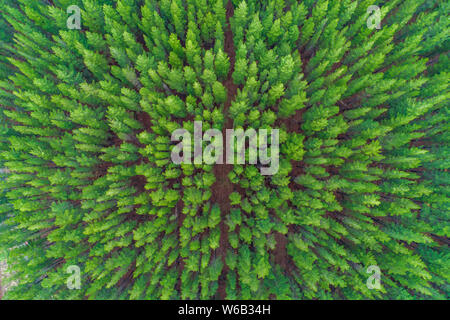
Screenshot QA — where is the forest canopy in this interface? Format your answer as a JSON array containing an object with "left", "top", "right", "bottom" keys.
[{"left": 0, "top": 0, "right": 448, "bottom": 300}]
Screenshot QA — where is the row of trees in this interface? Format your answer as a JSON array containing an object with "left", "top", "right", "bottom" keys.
[
  {"left": 0, "top": 0, "right": 233, "bottom": 299},
  {"left": 223, "top": 0, "right": 449, "bottom": 299}
]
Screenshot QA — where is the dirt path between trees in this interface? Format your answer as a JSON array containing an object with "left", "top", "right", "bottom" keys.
[{"left": 212, "top": 0, "right": 238, "bottom": 300}]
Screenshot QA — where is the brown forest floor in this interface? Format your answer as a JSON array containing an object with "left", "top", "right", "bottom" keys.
[{"left": 212, "top": 0, "right": 238, "bottom": 299}]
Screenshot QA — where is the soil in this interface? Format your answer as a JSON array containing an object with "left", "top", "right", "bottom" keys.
[{"left": 212, "top": 0, "right": 238, "bottom": 300}]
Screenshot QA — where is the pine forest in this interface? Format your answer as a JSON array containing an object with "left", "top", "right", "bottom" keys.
[{"left": 0, "top": 0, "right": 448, "bottom": 300}]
